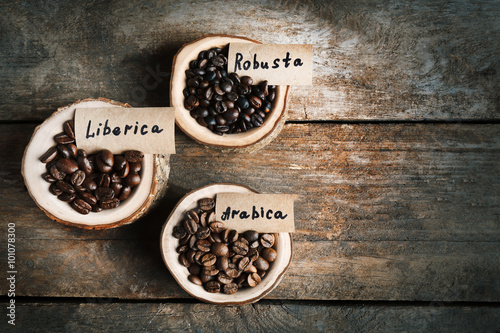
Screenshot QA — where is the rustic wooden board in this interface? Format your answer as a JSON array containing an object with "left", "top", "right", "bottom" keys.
[
  {"left": 3, "top": 301, "right": 499, "bottom": 332},
  {"left": 0, "top": 0, "right": 498, "bottom": 122},
  {"left": 1, "top": 123, "right": 499, "bottom": 301}
]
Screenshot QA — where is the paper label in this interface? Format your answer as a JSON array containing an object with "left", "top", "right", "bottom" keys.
[
  {"left": 227, "top": 43, "right": 313, "bottom": 85},
  {"left": 74, "top": 107, "right": 176, "bottom": 154},
  {"left": 215, "top": 193, "right": 298, "bottom": 233}
]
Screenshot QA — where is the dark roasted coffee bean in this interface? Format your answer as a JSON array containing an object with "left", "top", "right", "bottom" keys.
[
  {"left": 58, "top": 192, "right": 75, "bottom": 202},
  {"left": 199, "top": 212, "right": 209, "bottom": 227},
  {"left": 118, "top": 185, "right": 131, "bottom": 201},
  {"left": 237, "top": 96, "right": 250, "bottom": 109},
  {"left": 67, "top": 143, "right": 78, "bottom": 158},
  {"left": 95, "top": 187, "right": 115, "bottom": 201},
  {"left": 241, "top": 76, "right": 253, "bottom": 86},
  {"left": 42, "top": 172, "right": 57, "bottom": 183},
  {"left": 49, "top": 183, "right": 63, "bottom": 196},
  {"left": 254, "top": 257, "right": 270, "bottom": 271},
  {"left": 70, "top": 170, "right": 85, "bottom": 186},
  {"left": 183, "top": 218, "right": 198, "bottom": 235},
  {"left": 199, "top": 198, "right": 215, "bottom": 211},
  {"left": 100, "top": 198, "right": 120, "bottom": 209},
  {"left": 247, "top": 272, "right": 261, "bottom": 287},
  {"left": 201, "top": 253, "right": 217, "bottom": 266},
  {"left": 113, "top": 155, "right": 128, "bottom": 172},
  {"left": 261, "top": 248, "right": 277, "bottom": 262},
  {"left": 82, "top": 177, "right": 97, "bottom": 192},
  {"left": 56, "top": 180, "right": 75, "bottom": 194},
  {"left": 56, "top": 158, "right": 78, "bottom": 175},
  {"left": 200, "top": 274, "right": 215, "bottom": 284},
  {"left": 128, "top": 162, "right": 140, "bottom": 174},
  {"left": 124, "top": 173, "right": 141, "bottom": 187},
  {"left": 79, "top": 192, "right": 98, "bottom": 206},
  {"left": 188, "top": 275, "right": 202, "bottom": 286},
  {"left": 189, "top": 263, "right": 202, "bottom": 275},
  {"left": 260, "top": 233, "right": 275, "bottom": 248},
  {"left": 63, "top": 120, "right": 75, "bottom": 139},
  {"left": 71, "top": 198, "right": 91, "bottom": 214},
  {"left": 54, "top": 132, "right": 74, "bottom": 144},
  {"left": 40, "top": 146, "right": 58, "bottom": 163},
  {"left": 95, "top": 150, "right": 113, "bottom": 173},
  {"left": 77, "top": 155, "right": 92, "bottom": 175},
  {"left": 251, "top": 113, "right": 264, "bottom": 127},
  {"left": 211, "top": 243, "right": 228, "bottom": 257},
  {"left": 205, "top": 280, "right": 221, "bottom": 293},
  {"left": 49, "top": 164, "right": 66, "bottom": 181},
  {"left": 110, "top": 182, "right": 123, "bottom": 196},
  {"left": 177, "top": 245, "right": 189, "bottom": 254},
  {"left": 57, "top": 144, "right": 71, "bottom": 159}
]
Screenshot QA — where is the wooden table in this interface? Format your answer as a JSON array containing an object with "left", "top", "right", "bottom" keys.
[{"left": 1, "top": 0, "right": 499, "bottom": 331}]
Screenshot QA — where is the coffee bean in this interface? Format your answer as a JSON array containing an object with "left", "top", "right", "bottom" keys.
[
  {"left": 42, "top": 172, "right": 57, "bottom": 183},
  {"left": 71, "top": 198, "right": 92, "bottom": 214},
  {"left": 238, "top": 256, "right": 251, "bottom": 271},
  {"left": 210, "top": 222, "right": 226, "bottom": 234},
  {"left": 244, "top": 230, "right": 259, "bottom": 243},
  {"left": 49, "top": 164, "right": 66, "bottom": 181},
  {"left": 189, "top": 263, "right": 202, "bottom": 276},
  {"left": 260, "top": 234, "right": 275, "bottom": 248},
  {"left": 198, "top": 198, "right": 215, "bottom": 211},
  {"left": 49, "top": 183, "right": 62, "bottom": 196},
  {"left": 247, "top": 272, "right": 261, "bottom": 287},
  {"left": 201, "top": 253, "right": 217, "bottom": 266},
  {"left": 63, "top": 120, "right": 75, "bottom": 139},
  {"left": 203, "top": 267, "right": 219, "bottom": 276},
  {"left": 186, "top": 209, "right": 200, "bottom": 224},
  {"left": 196, "top": 239, "right": 211, "bottom": 252},
  {"left": 261, "top": 248, "right": 277, "bottom": 262},
  {"left": 96, "top": 150, "right": 114, "bottom": 173},
  {"left": 211, "top": 243, "right": 228, "bottom": 257},
  {"left": 58, "top": 192, "right": 75, "bottom": 202},
  {"left": 195, "top": 226, "right": 210, "bottom": 239},
  {"left": 188, "top": 275, "right": 202, "bottom": 286},
  {"left": 100, "top": 198, "right": 120, "bottom": 209},
  {"left": 56, "top": 158, "right": 79, "bottom": 174},
  {"left": 217, "top": 273, "right": 233, "bottom": 285},
  {"left": 124, "top": 173, "right": 141, "bottom": 187},
  {"left": 129, "top": 162, "right": 141, "bottom": 173},
  {"left": 232, "top": 241, "right": 249, "bottom": 255},
  {"left": 56, "top": 180, "right": 75, "bottom": 194},
  {"left": 205, "top": 281, "right": 221, "bottom": 293},
  {"left": 95, "top": 187, "right": 115, "bottom": 201},
  {"left": 70, "top": 170, "right": 86, "bottom": 186},
  {"left": 79, "top": 192, "right": 98, "bottom": 206},
  {"left": 82, "top": 177, "right": 97, "bottom": 192},
  {"left": 173, "top": 226, "right": 187, "bottom": 239},
  {"left": 118, "top": 185, "right": 131, "bottom": 201},
  {"left": 40, "top": 146, "right": 58, "bottom": 163},
  {"left": 216, "top": 256, "right": 229, "bottom": 271},
  {"left": 183, "top": 218, "right": 198, "bottom": 235},
  {"left": 254, "top": 257, "right": 270, "bottom": 271},
  {"left": 54, "top": 132, "right": 74, "bottom": 144},
  {"left": 223, "top": 283, "right": 238, "bottom": 295},
  {"left": 124, "top": 150, "right": 144, "bottom": 163}
]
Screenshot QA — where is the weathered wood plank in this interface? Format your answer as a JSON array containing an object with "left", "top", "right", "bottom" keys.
[
  {"left": 3, "top": 302, "right": 500, "bottom": 332},
  {"left": 0, "top": 0, "right": 498, "bottom": 121},
  {"left": 1, "top": 123, "right": 499, "bottom": 301}
]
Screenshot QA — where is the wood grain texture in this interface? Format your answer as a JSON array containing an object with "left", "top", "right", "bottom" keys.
[
  {"left": 0, "top": 0, "right": 498, "bottom": 122},
  {"left": 3, "top": 302, "right": 499, "bottom": 332},
  {"left": 2, "top": 122, "right": 499, "bottom": 301}
]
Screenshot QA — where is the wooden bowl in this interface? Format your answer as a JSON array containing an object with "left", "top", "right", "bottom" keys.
[
  {"left": 160, "top": 183, "right": 293, "bottom": 305},
  {"left": 170, "top": 35, "right": 290, "bottom": 153},
  {"left": 21, "top": 98, "right": 170, "bottom": 229}
]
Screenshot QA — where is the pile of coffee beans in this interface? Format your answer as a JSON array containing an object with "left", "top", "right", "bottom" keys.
[
  {"left": 173, "top": 197, "right": 277, "bottom": 295},
  {"left": 183, "top": 46, "right": 277, "bottom": 135},
  {"left": 40, "top": 120, "right": 144, "bottom": 214}
]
